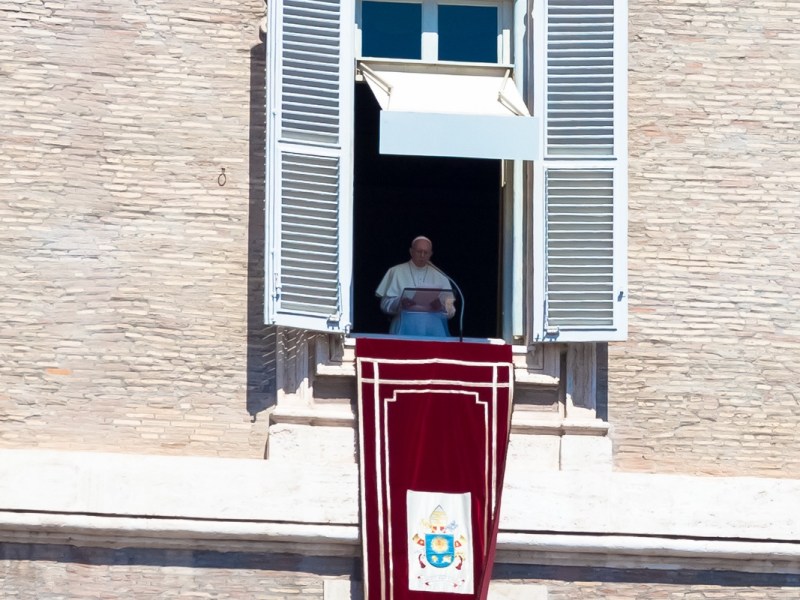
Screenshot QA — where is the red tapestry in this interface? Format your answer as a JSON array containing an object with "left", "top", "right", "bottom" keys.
[{"left": 356, "top": 338, "right": 514, "bottom": 600}]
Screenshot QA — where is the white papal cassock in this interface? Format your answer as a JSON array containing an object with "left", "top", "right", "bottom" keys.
[{"left": 375, "top": 261, "right": 455, "bottom": 337}]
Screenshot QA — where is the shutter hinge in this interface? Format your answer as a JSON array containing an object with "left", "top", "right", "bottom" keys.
[{"left": 272, "top": 272, "right": 281, "bottom": 301}]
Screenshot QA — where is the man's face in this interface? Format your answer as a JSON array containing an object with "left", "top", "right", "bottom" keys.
[{"left": 409, "top": 240, "right": 433, "bottom": 268}]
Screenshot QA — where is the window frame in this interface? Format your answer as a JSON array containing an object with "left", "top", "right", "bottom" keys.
[
  {"left": 265, "top": 0, "right": 628, "bottom": 344},
  {"left": 356, "top": 0, "right": 514, "bottom": 64},
  {"left": 353, "top": 0, "right": 528, "bottom": 342}
]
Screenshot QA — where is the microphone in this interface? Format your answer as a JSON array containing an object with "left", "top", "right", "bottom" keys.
[{"left": 429, "top": 262, "right": 465, "bottom": 342}]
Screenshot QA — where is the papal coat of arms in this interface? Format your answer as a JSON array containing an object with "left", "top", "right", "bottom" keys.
[{"left": 406, "top": 491, "right": 473, "bottom": 594}]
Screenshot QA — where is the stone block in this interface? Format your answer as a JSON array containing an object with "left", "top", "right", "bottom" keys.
[
  {"left": 506, "top": 433, "right": 560, "bottom": 471},
  {"left": 559, "top": 435, "right": 612, "bottom": 472},
  {"left": 489, "top": 582, "right": 548, "bottom": 600},
  {"left": 268, "top": 423, "right": 357, "bottom": 465}
]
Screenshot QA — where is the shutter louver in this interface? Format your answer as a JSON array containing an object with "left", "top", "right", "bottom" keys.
[
  {"left": 282, "top": 0, "right": 341, "bottom": 144},
  {"left": 279, "top": 152, "right": 340, "bottom": 315},
  {"left": 546, "top": 0, "right": 614, "bottom": 156},
  {"left": 545, "top": 169, "right": 614, "bottom": 329},
  {"left": 534, "top": 0, "right": 626, "bottom": 342},
  {"left": 266, "top": 0, "right": 353, "bottom": 332}
]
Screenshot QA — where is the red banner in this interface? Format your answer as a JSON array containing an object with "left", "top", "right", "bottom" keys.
[{"left": 356, "top": 338, "right": 513, "bottom": 600}]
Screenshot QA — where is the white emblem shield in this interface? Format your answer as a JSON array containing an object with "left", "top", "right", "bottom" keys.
[{"left": 406, "top": 490, "right": 473, "bottom": 594}]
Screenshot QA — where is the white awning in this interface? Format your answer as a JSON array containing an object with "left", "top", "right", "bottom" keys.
[{"left": 359, "top": 60, "right": 540, "bottom": 160}]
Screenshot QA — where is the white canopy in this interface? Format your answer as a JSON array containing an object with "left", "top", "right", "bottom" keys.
[{"left": 359, "top": 60, "right": 539, "bottom": 160}]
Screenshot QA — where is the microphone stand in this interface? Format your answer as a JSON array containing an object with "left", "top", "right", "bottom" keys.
[{"left": 429, "top": 262, "right": 465, "bottom": 342}]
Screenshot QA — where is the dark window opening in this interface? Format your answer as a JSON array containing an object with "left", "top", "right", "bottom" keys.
[{"left": 352, "top": 82, "right": 503, "bottom": 339}]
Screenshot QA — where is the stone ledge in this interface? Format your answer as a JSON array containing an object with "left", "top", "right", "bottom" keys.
[
  {"left": 501, "top": 470, "right": 800, "bottom": 542},
  {"left": 512, "top": 370, "right": 559, "bottom": 386},
  {"left": 561, "top": 418, "right": 609, "bottom": 436},
  {"left": 267, "top": 407, "right": 609, "bottom": 437},
  {"left": 0, "top": 449, "right": 359, "bottom": 523},
  {"left": 0, "top": 511, "right": 359, "bottom": 557},
  {"left": 270, "top": 405, "right": 356, "bottom": 427},
  {"left": 322, "top": 579, "right": 547, "bottom": 600},
  {"left": 3, "top": 511, "right": 799, "bottom": 575},
  {"left": 7, "top": 450, "right": 797, "bottom": 543},
  {"left": 313, "top": 363, "right": 560, "bottom": 384},
  {"left": 495, "top": 533, "right": 800, "bottom": 575},
  {"left": 316, "top": 362, "right": 357, "bottom": 377},
  {"left": 3, "top": 449, "right": 800, "bottom": 574},
  {"left": 511, "top": 412, "right": 609, "bottom": 437},
  {"left": 318, "top": 339, "right": 561, "bottom": 385}
]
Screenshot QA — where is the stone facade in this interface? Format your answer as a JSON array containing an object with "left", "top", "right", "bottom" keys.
[
  {"left": 0, "top": 0, "right": 275, "bottom": 458},
  {"left": 2, "top": 0, "right": 798, "bottom": 474},
  {"left": 614, "top": 0, "right": 800, "bottom": 477},
  {"left": 2, "top": 544, "right": 799, "bottom": 599},
  {"left": 2, "top": 0, "right": 800, "bottom": 598},
  {"left": 0, "top": 544, "right": 356, "bottom": 600}
]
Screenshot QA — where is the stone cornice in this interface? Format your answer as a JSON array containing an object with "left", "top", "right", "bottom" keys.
[{"left": 1, "top": 449, "right": 799, "bottom": 574}]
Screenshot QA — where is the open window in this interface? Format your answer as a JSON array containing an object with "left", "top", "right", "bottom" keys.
[
  {"left": 350, "top": 0, "right": 536, "bottom": 339},
  {"left": 265, "top": 0, "right": 628, "bottom": 343},
  {"left": 351, "top": 82, "right": 505, "bottom": 338}
]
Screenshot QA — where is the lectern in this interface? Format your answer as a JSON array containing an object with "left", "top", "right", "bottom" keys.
[{"left": 392, "top": 287, "right": 454, "bottom": 337}]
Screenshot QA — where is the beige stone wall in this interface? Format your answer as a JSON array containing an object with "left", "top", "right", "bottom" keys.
[
  {"left": 3, "top": 545, "right": 798, "bottom": 600},
  {"left": 493, "top": 564, "right": 800, "bottom": 600},
  {"left": 0, "top": 543, "right": 356, "bottom": 599},
  {"left": 3, "top": 0, "right": 800, "bottom": 475},
  {"left": 511, "top": 579, "right": 800, "bottom": 600},
  {"left": 615, "top": 0, "right": 800, "bottom": 476},
  {"left": 0, "top": 0, "right": 274, "bottom": 457}
]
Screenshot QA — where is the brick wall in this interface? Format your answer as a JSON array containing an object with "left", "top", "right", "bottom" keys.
[
  {"left": 0, "top": 0, "right": 275, "bottom": 457},
  {"left": 0, "top": 543, "right": 357, "bottom": 599},
  {"left": 612, "top": 0, "right": 800, "bottom": 476},
  {"left": 494, "top": 564, "right": 800, "bottom": 600},
  {"left": 2, "top": 0, "right": 800, "bottom": 473},
  {"left": 3, "top": 545, "right": 798, "bottom": 599}
]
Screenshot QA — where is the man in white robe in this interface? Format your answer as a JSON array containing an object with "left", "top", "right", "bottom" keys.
[{"left": 375, "top": 236, "right": 456, "bottom": 336}]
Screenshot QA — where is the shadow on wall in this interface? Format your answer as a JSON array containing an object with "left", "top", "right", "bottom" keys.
[
  {"left": 493, "top": 564, "right": 800, "bottom": 588},
  {"left": 0, "top": 542, "right": 359, "bottom": 575},
  {"left": 596, "top": 342, "right": 608, "bottom": 422},
  {"left": 246, "top": 40, "right": 277, "bottom": 419}
]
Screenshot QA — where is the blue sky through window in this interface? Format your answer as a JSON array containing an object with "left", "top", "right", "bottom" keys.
[
  {"left": 438, "top": 5, "right": 498, "bottom": 62},
  {"left": 361, "top": 2, "right": 499, "bottom": 62},
  {"left": 362, "top": 1, "right": 422, "bottom": 59}
]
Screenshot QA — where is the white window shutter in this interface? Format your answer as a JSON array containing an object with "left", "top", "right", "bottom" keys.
[
  {"left": 266, "top": 0, "right": 354, "bottom": 332},
  {"left": 532, "top": 0, "right": 627, "bottom": 342},
  {"left": 545, "top": 0, "right": 615, "bottom": 157}
]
